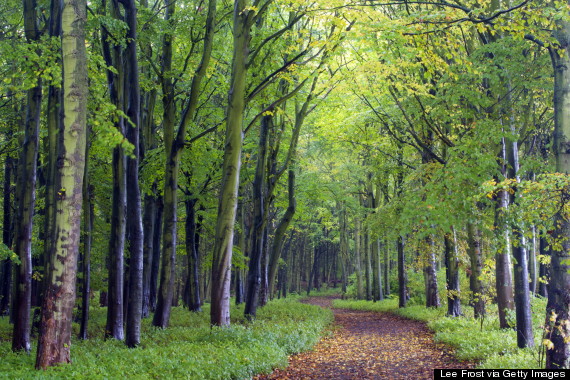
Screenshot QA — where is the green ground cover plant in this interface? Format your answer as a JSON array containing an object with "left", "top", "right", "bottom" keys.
[{"left": 0, "top": 296, "right": 332, "bottom": 379}]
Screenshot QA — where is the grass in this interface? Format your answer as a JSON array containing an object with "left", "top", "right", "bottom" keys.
[
  {"left": 333, "top": 295, "right": 548, "bottom": 369},
  {"left": 0, "top": 296, "right": 333, "bottom": 379}
]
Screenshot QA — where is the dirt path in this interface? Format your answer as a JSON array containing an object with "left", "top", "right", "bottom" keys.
[{"left": 255, "top": 296, "right": 473, "bottom": 379}]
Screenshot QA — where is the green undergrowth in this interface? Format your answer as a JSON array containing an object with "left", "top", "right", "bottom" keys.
[
  {"left": 0, "top": 296, "right": 333, "bottom": 379},
  {"left": 333, "top": 296, "right": 547, "bottom": 369}
]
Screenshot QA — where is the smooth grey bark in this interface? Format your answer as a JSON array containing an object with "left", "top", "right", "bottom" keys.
[
  {"left": 529, "top": 226, "right": 538, "bottom": 295},
  {"left": 354, "top": 218, "right": 364, "bottom": 300},
  {"left": 539, "top": 235, "right": 549, "bottom": 298},
  {"left": 78, "top": 133, "right": 93, "bottom": 340},
  {"left": 185, "top": 199, "right": 201, "bottom": 312},
  {"left": 102, "top": 0, "right": 126, "bottom": 340},
  {"left": 42, "top": 0, "right": 62, "bottom": 298},
  {"left": 122, "top": 0, "right": 144, "bottom": 348},
  {"left": 505, "top": 123, "right": 534, "bottom": 348},
  {"left": 423, "top": 234, "right": 439, "bottom": 308},
  {"left": 467, "top": 221, "right": 485, "bottom": 318},
  {"left": 444, "top": 231, "right": 461, "bottom": 317},
  {"left": 244, "top": 115, "right": 270, "bottom": 320},
  {"left": 268, "top": 170, "right": 296, "bottom": 298},
  {"left": 494, "top": 141, "right": 515, "bottom": 328},
  {"left": 141, "top": 194, "right": 156, "bottom": 318},
  {"left": 397, "top": 235, "right": 407, "bottom": 308},
  {"left": 149, "top": 197, "right": 163, "bottom": 312},
  {"left": 384, "top": 239, "right": 390, "bottom": 296},
  {"left": 0, "top": 156, "right": 13, "bottom": 316},
  {"left": 13, "top": 0, "right": 42, "bottom": 353}
]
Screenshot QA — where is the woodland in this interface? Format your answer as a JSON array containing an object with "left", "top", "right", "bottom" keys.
[{"left": 1, "top": 0, "right": 570, "bottom": 377}]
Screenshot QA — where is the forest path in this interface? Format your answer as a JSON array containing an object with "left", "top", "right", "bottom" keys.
[{"left": 254, "top": 295, "right": 473, "bottom": 379}]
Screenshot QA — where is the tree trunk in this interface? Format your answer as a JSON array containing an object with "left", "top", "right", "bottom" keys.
[
  {"left": 529, "top": 226, "right": 538, "bottom": 295},
  {"left": 103, "top": 0, "right": 126, "bottom": 341},
  {"left": 235, "top": 201, "right": 245, "bottom": 305},
  {"left": 544, "top": 49, "right": 569, "bottom": 361},
  {"left": 423, "top": 235, "right": 439, "bottom": 308},
  {"left": 154, "top": 0, "right": 216, "bottom": 328},
  {"left": 494, "top": 142, "right": 515, "bottom": 328},
  {"left": 467, "top": 221, "right": 485, "bottom": 319},
  {"left": 185, "top": 199, "right": 201, "bottom": 312},
  {"left": 370, "top": 238, "right": 384, "bottom": 301},
  {"left": 0, "top": 156, "right": 13, "bottom": 316},
  {"left": 122, "top": 0, "right": 144, "bottom": 348},
  {"left": 245, "top": 115, "right": 270, "bottom": 320},
  {"left": 364, "top": 230, "right": 372, "bottom": 300},
  {"left": 354, "top": 219, "right": 364, "bottom": 299},
  {"left": 42, "top": 0, "right": 63, "bottom": 305},
  {"left": 268, "top": 171, "right": 296, "bottom": 299},
  {"left": 384, "top": 239, "right": 390, "bottom": 296},
  {"left": 13, "top": 0, "right": 42, "bottom": 352},
  {"left": 545, "top": 35, "right": 570, "bottom": 366},
  {"left": 210, "top": 0, "right": 250, "bottom": 326},
  {"left": 539, "top": 235, "right": 549, "bottom": 298},
  {"left": 397, "top": 235, "right": 407, "bottom": 308},
  {"left": 444, "top": 231, "right": 461, "bottom": 317},
  {"left": 141, "top": 194, "right": 156, "bottom": 317},
  {"left": 35, "top": 0, "right": 87, "bottom": 365},
  {"left": 149, "top": 197, "right": 163, "bottom": 312},
  {"left": 505, "top": 121, "right": 534, "bottom": 348},
  {"left": 79, "top": 137, "right": 93, "bottom": 340}
]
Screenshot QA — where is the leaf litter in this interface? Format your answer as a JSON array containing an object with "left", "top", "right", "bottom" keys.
[{"left": 254, "top": 296, "right": 473, "bottom": 379}]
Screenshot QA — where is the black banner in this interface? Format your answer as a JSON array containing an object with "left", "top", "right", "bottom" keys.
[{"left": 434, "top": 369, "right": 569, "bottom": 379}]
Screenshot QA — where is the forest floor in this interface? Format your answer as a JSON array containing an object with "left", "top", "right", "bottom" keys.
[{"left": 254, "top": 295, "right": 474, "bottom": 379}]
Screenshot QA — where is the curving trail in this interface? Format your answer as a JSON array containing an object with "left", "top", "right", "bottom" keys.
[{"left": 255, "top": 296, "right": 473, "bottom": 379}]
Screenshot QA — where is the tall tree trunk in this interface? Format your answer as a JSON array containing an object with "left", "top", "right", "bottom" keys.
[
  {"left": 141, "top": 193, "right": 156, "bottom": 317},
  {"left": 364, "top": 230, "right": 372, "bottom": 300},
  {"left": 354, "top": 219, "right": 364, "bottom": 300},
  {"left": 444, "top": 231, "right": 461, "bottom": 317},
  {"left": 152, "top": 0, "right": 176, "bottom": 328},
  {"left": 372, "top": 238, "right": 383, "bottom": 301},
  {"left": 103, "top": 0, "right": 126, "bottom": 341},
  {"left": 539, "top": 235, "right": 549, "bottom": 298},
  {"left": 494, "top": 145, "right": 515, "bottom": 328},
  {"left": 185, "top": 199, "right": 201, "bottom": 312},
  {"left": 505, "top": 123, "right": 534, "bottom": 348},
  {"left": 245, "top": 115, "right": 270, "bottom": 320},
  {"left": 122, "top": 0, "right": 144, "bottom": 348},
  {"left": 384, "top": 239, "right": 390, "bottom": 296},
  {"left": 210, "top": 0, "right": 250, "bottom": 326},
  {"left": 13, "top": 0, "right": 42, "bottom": 353},
  {"left": 423, "top": 235, "right": 439, "bottom": 308},
  {"left": 42, "top": 0, "right": 63, "bottom": 305},
  {"left": 154, "top": 0, "right": 216, "bottom": 328},
  {"left": 149, "top": 197, "right": 163, "bottom": 312},
  {"left": 397, "top": 235, "right": 407, "bottom": 308},
  {"left": 235, "top": 201, "right": 245, "bottom": 305},
  {"left": 0, "top": 156, "right": 13, "bottom": 316},
  {"left": 78, "top": 134, "right": 93, "bottom": 340},
  {"left": 543, "top": 35, "right": 570, "bottom": 366},
  {"left": 529, "top": 225, "right": 538, "bottom": 295},
  {"left": 35, "top": 0, "right": 87, "bottom": 365},
  {"left": 467, "top": 221, "right": 485, "bottom": 318}
]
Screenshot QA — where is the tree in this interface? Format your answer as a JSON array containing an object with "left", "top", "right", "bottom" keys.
[
  {"left": 12, "top": 0, "right": 42, "bottom": 353},
  {"left": 210, "top": 0, "right": 252, "bottom": 326},
  {"left": 35, "top": 0, "right": 87, "bottom": 367}
]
